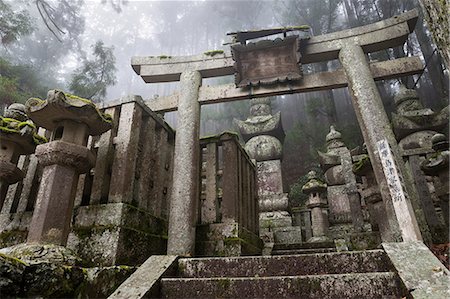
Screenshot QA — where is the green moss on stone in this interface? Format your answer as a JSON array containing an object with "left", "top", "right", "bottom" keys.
[
  {"left": 352, "top": 156, "right": 370, "bottom": 172},
  {"left": 204, "top": 50, "right": 224, "bottom": 56},
  {"left": 157, "top": 55, "right": 172, "bottom": 59},
  {"left": 0, "top": 252, "right": 28, "bottom": 266}
]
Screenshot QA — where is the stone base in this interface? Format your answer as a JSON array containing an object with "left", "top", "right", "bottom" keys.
[
  {"left": 0, "top": 211, "right": 33, "bottom": 248},
  {"left": 350, "top": 231, "right": 382, "bottom": 251},
  {"left": 67, "top": 203, "right": 167, "bottom": 267},
  {"left": 196, "top": 222, "right": 263, "bottom": 257},
  {"left": 328, "top": 222, "right": 372, "bottom": 240},
  {"left": 259, "top": 211, "right": 292, "bottom": 229},
  {"left": 308, "top": 236, "right": 331, "bottom": 243},
  {"left": 273, "top": 226, "right": 303, "bottom": 244}
]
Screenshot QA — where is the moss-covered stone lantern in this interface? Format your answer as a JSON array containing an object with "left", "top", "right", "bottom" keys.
[{"left": 25, "top": 90, "right": 112, "bottom": 245}]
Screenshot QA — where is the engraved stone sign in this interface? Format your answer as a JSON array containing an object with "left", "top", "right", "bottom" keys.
[{"left": 231, "top": 35, "right": 303, "bottom": 87}]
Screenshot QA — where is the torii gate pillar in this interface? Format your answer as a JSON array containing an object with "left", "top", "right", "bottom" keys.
[
  {"left": 167, "top": 71, "right": 201, "bottom": 256},
  {"left": 339, "top": 42, "right": 422, "bottom": 242}
]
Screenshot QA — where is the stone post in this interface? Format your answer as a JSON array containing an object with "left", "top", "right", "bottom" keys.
[
  {"left": 391, "top": 85, "right": 448, "bottom": 243},
  {"left": 421, "top": 134, "right": 449, "bottom": 227},
  {"left": 339, "top": 42, "right": 422, "bottom": 242},
  {"left": 25, "top": 90, "right": 112, "bottom": 245},
  {"left": 0, "top": 104, "right": 46, "bottom": 211},
  {"left": 302, "top": 171, "right": 329, "bottom": 242},
  {"left": 167, "top": 70, "right": 201, "bottom": 256}
]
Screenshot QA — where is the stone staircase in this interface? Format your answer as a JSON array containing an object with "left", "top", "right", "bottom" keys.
[{"left": 160, "top": 250, "right": 405, "bottom": 298}]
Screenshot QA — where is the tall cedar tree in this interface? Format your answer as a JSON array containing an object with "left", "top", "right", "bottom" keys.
[{"left": 69, "top": 41, "right": 117, "bottom": 102}]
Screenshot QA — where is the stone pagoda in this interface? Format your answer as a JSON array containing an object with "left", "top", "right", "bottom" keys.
[
  {"left": 318, "top": 126, "right": 366, "bottom": 240},
  {"left": 234, "top": 97, "right": 302, "bottom": 252}
]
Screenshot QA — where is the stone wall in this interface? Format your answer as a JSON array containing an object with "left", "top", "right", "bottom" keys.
[{"left": 0, "top": 96, "right": 175, "bottom": 266}]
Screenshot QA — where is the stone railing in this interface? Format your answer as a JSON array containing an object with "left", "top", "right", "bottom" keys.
[
  {"left": 0, "top": 96, "right": 175, "bottom": 266},
  {"left": 197, "top": 132, "right": 262, "bottom": 256}
]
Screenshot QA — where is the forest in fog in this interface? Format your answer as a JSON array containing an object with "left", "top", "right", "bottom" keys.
[{"left": 1, "top": 0, "right": 448, "bottom": 207}]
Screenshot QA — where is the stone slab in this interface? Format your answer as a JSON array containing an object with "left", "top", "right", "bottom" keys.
[
  {"left": 382, "top": 241, "right": 450, "bottom": 298},
  {"left": 178, "top": 250, "right": 392, "bottom": 278},
  {"left": 108, "top": 255, "right": 178, "bottom": 299},
  {"left": 161, "top": 272, "right": 402, "bottom": 299}
]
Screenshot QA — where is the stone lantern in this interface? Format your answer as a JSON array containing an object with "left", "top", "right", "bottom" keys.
[
  {"left": 421, "top": 133, "right": 449, "bottom": 227},
  {"left": 0, "top": 103, "right": 47, "bottom": 210},
  {"left": 25, "top": 90, "right": 112, "bottom": 245},
  {"left": 302, "top": 170, "right": 329, "bottom": 242}
]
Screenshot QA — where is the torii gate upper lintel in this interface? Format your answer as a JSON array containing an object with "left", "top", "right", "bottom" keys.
[{"left": 132, "top": 9, "right": 426, "bottom": 256}]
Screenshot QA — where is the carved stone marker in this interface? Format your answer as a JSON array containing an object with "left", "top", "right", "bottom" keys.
[{"left": 25, "top": 90, "right": 112, "bottom": 245}]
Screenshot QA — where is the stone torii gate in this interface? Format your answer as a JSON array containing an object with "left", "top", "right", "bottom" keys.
[{"left": 132, "top": 9, "right": 425, "bottom": 256}]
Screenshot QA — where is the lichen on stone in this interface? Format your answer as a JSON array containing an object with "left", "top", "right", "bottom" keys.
[{"left": 204, "top": 50, "right": 224, "bottom": 56}]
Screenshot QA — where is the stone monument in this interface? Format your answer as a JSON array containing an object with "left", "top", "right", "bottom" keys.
[{"left": 234, "top": 98, "right": 302, "bottom": 251}]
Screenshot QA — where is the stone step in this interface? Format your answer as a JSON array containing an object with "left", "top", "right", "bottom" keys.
[
  {"left": 161, "top": 272, "right": 403, "bottom": 299},
  {"left": 177, "top": 250, "right": 392, "bottom": 278},
  {"left": 272, "top": 241, "right": 336, "bottom": 251},
  {"left": 272, "top": 247, "right": 336, "bottom": 255}
]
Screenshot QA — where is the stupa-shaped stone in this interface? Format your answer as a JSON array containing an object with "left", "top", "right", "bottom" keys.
[
  {"left": 234, "top": 98, "right": 301, "bottom": 251},
  {"left": 0, "top": 103, "right": 47, "bottom": 210},
  {"left": 318, "top": 126, "right": 365, "bottom": 237},
  {"left": 25, "top": 90, "right": 112, "bottom": 246}
]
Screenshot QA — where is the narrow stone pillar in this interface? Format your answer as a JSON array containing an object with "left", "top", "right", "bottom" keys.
[
  {"left": 302, "top": 171, "right": 329, "bottom": 242},
  {"left": 339, "top": 43, "right": 422, "bottom": 242},
  {"left": 25, "top": 90, "right": 112, "bottom": 245},
  {"left": 167, "top": 71, "right": 201, "bottom": 256}
]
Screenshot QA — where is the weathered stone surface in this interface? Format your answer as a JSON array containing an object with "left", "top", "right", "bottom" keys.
[
  {"left": 196, "top": 222, "right": 262, "bottom": 257},
  {"left": 258, "top": 193, "right": 288, "bottom": 212},
  {"left": 68, "top": 203, "right": 167, "bottom": 266},
  {"left": 167, "top": 70, "right": 201, "bottom": 256},
  {"left": 0, "top": 252, "right": 27, "bottom": 296},
  {"left": 27, "top": 163, "right": 80, "bottom": 245},
  {"left": 161, "top": 272, "right": 402, "bottom": 299},
  {"left": 83, "top": 266, "right": 136, "bottom": 298},
  {"left": 383, "top": 241, "right": 450, "bottom": 298},
  {"left": 0, "top": 160, "right": 24, "bottom": 184},
  {"left": 339, "top": 42, "right": 422, "bottom": 242},
  {"left": 245, "top": 135, "right": 282, "bottom": 161},
  {"left": 178, "top": 250, "right": 392, "bottom": 278},
  {"left": 23, "top": 262, "right": 85, "bottom": 297},
  {"left": 256, "top": 160, "right": 284, "bottom": 195},
  {"left": 25, "top": 90, "right": 112, "bottom": 136},
  {"left": 35, "top": 140, "right": 95, "bottom": 174},
  {"left": 0, "top": 243, "right": 82, "bottom": 266},
  {"left": 108, "top": 255, "right": 178, "bottom": 299}
]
